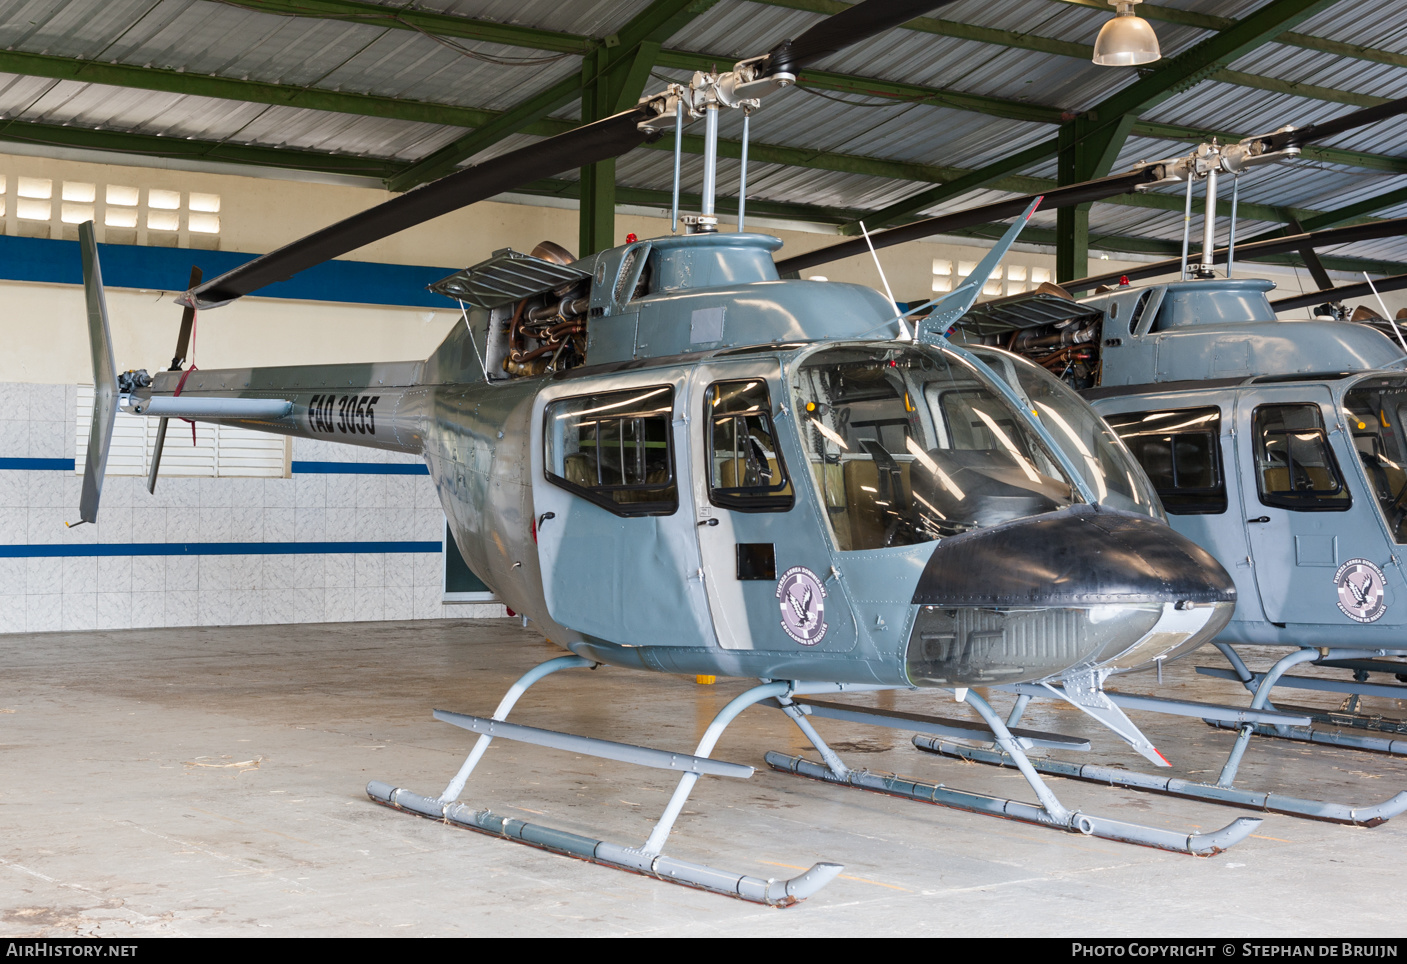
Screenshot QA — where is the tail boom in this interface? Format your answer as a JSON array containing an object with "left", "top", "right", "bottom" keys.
[{"left": 134, "top": 361, "right": 429, "bottom": 456}]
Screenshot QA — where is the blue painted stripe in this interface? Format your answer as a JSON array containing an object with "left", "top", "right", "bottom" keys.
[
  {"left": 292, "top": 460, "right": 429, "bottom": 475},
  {"left": 0, "top": 541, "right": 442, "bottom": 558},
  {"left": 0, "top": 235, "right": 459, "bottom": 309},
  {"left": 0, "top": 457, "right": 75, "bottom": 471}
]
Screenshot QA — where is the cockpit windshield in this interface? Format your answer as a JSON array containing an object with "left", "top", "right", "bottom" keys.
[
  {"left": 1344, "top": 375, "right": 1407, "bottom": 542},
  {"left": 966, "top": 347, "right": 1164, "bottom": 521},
  {"left": 791, "top": 344, "right": 1077, "bottom": 551}
]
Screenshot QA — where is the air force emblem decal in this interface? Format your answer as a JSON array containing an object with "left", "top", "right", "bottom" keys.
[
  {"left": 1334, "top": 558, "right": 1388, "bottom": 624},
  {"left": 777, "top": 566, "right": 828, "bottom": 645}
]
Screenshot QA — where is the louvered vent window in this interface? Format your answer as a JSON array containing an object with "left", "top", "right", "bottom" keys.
[{"left": 76, "top": 386, "right": 289, "bottom": 478}]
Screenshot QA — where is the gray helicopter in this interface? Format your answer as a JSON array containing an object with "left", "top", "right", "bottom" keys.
[
  {"left": 72, "top": 0, "right": 1260, "bottom": 906},
  {"left": 932, "top": 133, "right": 1407, "bottom": 829}
]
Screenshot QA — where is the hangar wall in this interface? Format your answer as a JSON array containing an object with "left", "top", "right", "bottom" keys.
[{"left": 0, "top": 149, "right": 1390, "bottom": 634}]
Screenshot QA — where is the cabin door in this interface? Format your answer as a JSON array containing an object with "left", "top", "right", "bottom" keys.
[
  {"left": 1234, "top": 385, "right": 1402, "bottom": 628},
  {"left": 531, "top": 372, "right": 716, "bottom": 649},
  {"left": 689, "top": 360, "right": 857, "bottom": 653}
]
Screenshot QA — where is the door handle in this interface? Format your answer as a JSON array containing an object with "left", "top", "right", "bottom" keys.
[
  {"left": 1247, "top": 516, "right": 1270, "bottom": 524},
  {"left": 698, "top": 517, "right": 719, "bottom": 527},
  {"left": 537, "top": 511, "right": 556, "bottom": 528}
]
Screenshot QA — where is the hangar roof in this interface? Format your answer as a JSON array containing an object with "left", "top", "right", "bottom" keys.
[{"left": 0, "top": 0, "right": 1404, "bottom": 278}]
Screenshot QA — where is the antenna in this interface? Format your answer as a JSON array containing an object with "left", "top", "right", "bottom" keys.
[
  {"left": 859, "top": 220, "right": 909, "bottom": 340},
  {"left": 1364, "top": 273, "right": 1407, "bottom": 355}
]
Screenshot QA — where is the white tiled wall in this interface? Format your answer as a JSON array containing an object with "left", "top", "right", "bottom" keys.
[{"left": 0, "top": 383, "right": 504, "bottom": 632}]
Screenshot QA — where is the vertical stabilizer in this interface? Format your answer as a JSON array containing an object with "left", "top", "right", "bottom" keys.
[
  {"left": 917, "top": 197, "right": 1042, "bottom": 342},
  {"left": 74, "top": 221, "right": 117, "bottom": 526}
]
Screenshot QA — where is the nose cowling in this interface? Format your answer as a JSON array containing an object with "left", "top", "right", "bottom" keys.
[{"left": 904, "top": 504, "right": 1235, "bottom": 687}]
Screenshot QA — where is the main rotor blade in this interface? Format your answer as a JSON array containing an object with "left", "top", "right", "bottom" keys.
[
  {"left": 1063, "top": 216, "right": 1407, "bottom": 292},
  {"left": 763, "top": 0, "right": 960, "bottom": 75},
  {"left": 1271, "top": 272, "right": 1407, "bottom": 312},
  {"left": 184, "top": 108, "right": 652, "bottom": 308},
  {"left": 775, "top": 168, "right": 1158, "bottom": 275},
  {"left": 1268, "top": 96, "right": 1407, "bottom": 151}
]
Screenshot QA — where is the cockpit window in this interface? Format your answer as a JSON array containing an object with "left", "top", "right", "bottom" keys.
[
  {"left": 1345, "top": 378, "right": 1407, "bottom": 541},
  {"left": 1252, "top": 403, "right": 1350, "bottom": 512},
  {"left": 706, "top": 379, "right": 793, "bottom": 511},
  {"left": 967, "top": 347, "right": 1163, "bottom": 520},
  {"left": 544, "top": 386, "right": 677, "bottom": 516},
  {"left": 791, "top": 345, "right": 1075, "bottom": 551}
]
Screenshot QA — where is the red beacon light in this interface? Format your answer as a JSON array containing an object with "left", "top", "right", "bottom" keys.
[
  {"left": 626, "top": 233, "right": 638, "bottom": 244},
  {"left": 1119, "top": 275, "right": 1131, "bottom": 287}
]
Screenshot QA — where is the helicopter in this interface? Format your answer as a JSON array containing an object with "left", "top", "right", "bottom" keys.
[
  {"left": 916, "top": 132, "right": 1407, "bottom": 830},
  {"left": 67, "top": 0, "right": 1261, "bottom": 905}
]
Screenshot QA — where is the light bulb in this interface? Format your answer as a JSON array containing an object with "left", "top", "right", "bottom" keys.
[{"left": 1093, "top": 0, "right": 1161, "bottom": 67}]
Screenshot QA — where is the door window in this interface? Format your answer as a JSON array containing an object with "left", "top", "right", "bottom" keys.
[
  {"left": 1252, "top": 404, "right": 1350, "bottom": 511},
  {"left": 705, "top": 380, "right": 793, "bottom": 511},
  {"left": 1344, "top": 378, "right": 1407, "bottom": 540},
  {"left": 543, "top": 386, "right": 677, "bottom": 515},
  {"left": 1105, "top": 407, "right": 1226, "bottom": 514}
]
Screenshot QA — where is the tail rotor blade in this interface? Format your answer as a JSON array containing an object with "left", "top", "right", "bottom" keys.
[
  {"left": 171, "top": 266, "right": 202, "bottom": 370},
  {"left": 75, "top": 221, "right": 117, "bottom": 526},
  {"left": 150, "top": 264, "right": 202, "bottom": 495}
]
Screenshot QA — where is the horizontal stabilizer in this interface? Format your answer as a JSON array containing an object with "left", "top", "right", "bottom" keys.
[{"left": 122, "top": 396, "right": 293, "bottom": 420}]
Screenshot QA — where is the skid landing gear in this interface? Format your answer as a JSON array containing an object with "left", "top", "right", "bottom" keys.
[
  {"left": 918, "top": 647, "right": 1407, "bottom": 827},
  {"left": 368, "top": 655, "right": 857, "bottom": 906},
  {"left": 764, "top": 688, "right": 1260, "bottom": 855},
  {"left": 1198, "top": 643, "right": 1407, "bottom": 756}
]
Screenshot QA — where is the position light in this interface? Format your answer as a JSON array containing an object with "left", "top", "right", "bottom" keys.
[{"left": 1092, "top": 0, "right": 1161, "bottom": 67}]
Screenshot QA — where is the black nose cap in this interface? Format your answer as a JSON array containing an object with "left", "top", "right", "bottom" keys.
[{"left": 910, "top": 504, "right": 1235, "bottom": 608}]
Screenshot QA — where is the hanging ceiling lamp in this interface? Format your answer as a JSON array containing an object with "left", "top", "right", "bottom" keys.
[{"left": 1092, "top": 0, "right": 1161, "bottom": 66}]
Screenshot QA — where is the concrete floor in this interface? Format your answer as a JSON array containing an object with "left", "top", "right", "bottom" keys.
[{"left": 2, "top": 618, "right": 1405, "bottom": 938}]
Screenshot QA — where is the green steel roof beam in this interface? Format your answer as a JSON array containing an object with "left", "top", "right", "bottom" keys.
[
  {"left": 1130, "top": 120, "right": 1407, "bottom": 175},
  {"left": 748, "top": 0, "right": 1395, "bottom": 105},
  {"left": 1087, "top": 0, "right": 1345, "bottom": 126},
  {"left": 833, "top": 1, "right": 1348, "bottom": 249},
  {"left": 387, "top": 0, "right": 714, "bottom": 193},
  {"left": 1048, "top": 0, "right": 1407, "bottom": 70},
  {"left": 383, "top": 72, "right": 582, "bottom": 193},
  {"left": 0, "top": 119, "right": 403, "bottom": 178},
  {"left": 946, "top": 222, "right": 1407, "bottom": 279},
  {"left": 836, "top": 139, "right": 1058, "bottom": 235},
  {"left": 0, "top": 50, "right": 1376, "bottom": 230},
  {"left": 213, "top": 0, "right": 591, "bottom": 53},
  {"left": 222, "top": 0, "right": 1382, "bottom": 130}
]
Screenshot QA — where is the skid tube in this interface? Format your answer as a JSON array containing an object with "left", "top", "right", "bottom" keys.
[
  {"left": 914, "top": 737, "right": 1407, "bottom": 828},
  {"left": 1200, "top": 643, "right": 1407, "bottom": 755},
  {"left": 765, "top": 688, "right": 1260, "bottom": 855},
  {"left": 367, "top": 783, "right": 839, "bottom": 904},
  {"left": 926, "top": 646, "right": 1407, "bottom": 827},
  {"left": 367, "top": 656, "right": 850, "bottom": 907}
]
